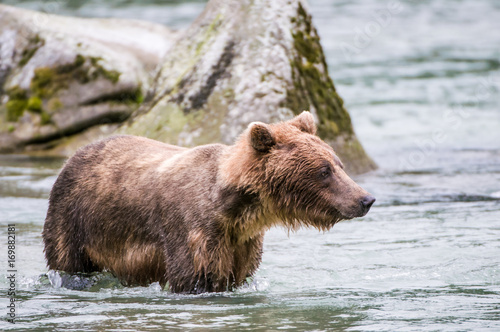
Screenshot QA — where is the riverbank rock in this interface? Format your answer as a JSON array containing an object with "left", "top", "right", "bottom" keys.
[
  {"left": 0, "top": 0, "right": 376, "bottom": 174},
  {"left": 0, "top": 4, "right": 177, "bottom": 154}
]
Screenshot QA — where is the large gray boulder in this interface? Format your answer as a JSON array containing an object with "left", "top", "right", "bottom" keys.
[
  {"left": 0, "top": 4, "right": 177, "bottom": 154},
  {"left": 0, "top": 0, "right": 376, "bottom": 174}
]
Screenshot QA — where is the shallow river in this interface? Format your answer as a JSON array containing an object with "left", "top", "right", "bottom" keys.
[{"left": 1, "top": 0, "right": 499, "bottom": 331}]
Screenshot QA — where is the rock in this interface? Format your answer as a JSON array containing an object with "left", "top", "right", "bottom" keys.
[
  {"left": 120, "top": 0, "right": 376, "bottom": 174},
  {"left": 0, "top": 1, "right": 376, "bottom": 174},
  {"left": 0, "top": 4, "right": 178, "bottom": 153}
]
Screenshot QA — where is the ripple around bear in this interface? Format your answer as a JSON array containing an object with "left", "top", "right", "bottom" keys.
[{"left": 42, "top": 111, "right": 375, "bottom": 293}]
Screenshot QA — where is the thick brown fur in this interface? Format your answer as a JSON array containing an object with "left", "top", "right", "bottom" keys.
[{"left": 42, "top": 111, "right": 374, "bottom": 293}]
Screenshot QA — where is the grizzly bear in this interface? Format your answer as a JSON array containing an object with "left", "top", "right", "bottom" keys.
[{"left": 42, "top": 111, "right": 375, "bottom": 293}]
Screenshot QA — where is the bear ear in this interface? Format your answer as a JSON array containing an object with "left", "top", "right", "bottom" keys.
[
  {"left": 289, "top": 111, "right": 316, "bottom": 135},
  {"left": 249, "top": 122, "right": 276, "bottom": 153}
]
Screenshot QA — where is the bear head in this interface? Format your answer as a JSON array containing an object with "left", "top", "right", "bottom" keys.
[{"left": 221, "top": 111, "right": 375, "bottom": 232}]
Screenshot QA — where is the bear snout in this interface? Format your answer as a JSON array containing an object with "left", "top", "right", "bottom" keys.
[{"left": 360, "top": 195, "right": 376, "bottom": 216}]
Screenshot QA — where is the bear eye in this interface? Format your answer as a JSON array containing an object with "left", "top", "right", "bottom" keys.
[{"left": 319, "top": 167, "right": 330, "bottom": 180}]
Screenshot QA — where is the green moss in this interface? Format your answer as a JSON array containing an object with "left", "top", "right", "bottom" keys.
[
  {"left": 31, "top": 61, "right": 75, "bottom": 98},
  {"left": 123, "top": 88, "right": 143, "bottom": 104},
  {"left": 125, "top": 87, "right": 144, "bottom": 105},
  {"left": 19, "top": 35, "right": 45, "bottom": 67},
  {"left": 6, "top": 86, "right": 27, "bottom": 100},
  {"left": 135, "top": 89, "right": 144, "bottom": 104},
  {"left": 7, "top": 125, "right": 15, "bottom": 133},
  {"left": 57, "top": 54, "right": 85, "bottom": 74},
  {"left": 321, "top": 119, "right": 339, "bottom": 136},
  {"left": 47, "top": 98, "right": 63, "bottom": 111},
  {"left": 89, "top": 56, "right": 100, "bottom": 66},
  {"left": 55, "top": 54, "right": 92, "bottom": 85},
  {"left": 89, "top": 57, "right": 121, "bottom": 83},
  {"left": 99, "top": 67, "right": 120, "bottom": 84},
  {"left": 5, "top": 86, "right": 28, "bottom": 122},
  {"left": 284, "top": 2, "right": 353, "bottom": 139},
  {"left": 86, "top": 87, "right": 143, "bottom": 107},
  {"left": 30, "top": 55, "right": 122, "bottom": 99},
  {"left": 27, "top": 96, "right": 43, "bottom": 112},
  {"left": 297, "top": 3, "right": 312, "bottom": 34},
  {"left": 31, "top": 67, "right": 57, "bottom": 98},
  {"left": 6, "top": 99, "right": 27, "bottom": 121},
  {"left": 5, "top": 54, "right": 124, "bottom": 125},
  {"left": 292, "top": 31, "right": 321, "bottom": 63},
  {"left": 32, "top": 34, "right": 42, "bottom": 44},
  {"left": 40, "top": 111, "right": 52, "bottom": 125},
  {"left": 19, "top": 48, "right": 38, "bottom": 67}
]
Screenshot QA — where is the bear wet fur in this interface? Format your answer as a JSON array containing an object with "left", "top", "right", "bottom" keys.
[{"left": 42, "top": 112, "right": 375, "bottom": 293}]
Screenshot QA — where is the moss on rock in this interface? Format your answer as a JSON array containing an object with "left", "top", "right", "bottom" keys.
[
  {"left": 31, "top": 55, "right": 85, "bottom": 98},
  {"left": 4, "top": 54, "right": 124, "bottom": 124},
  {"left": 89, "top": 57, "right": 121, "bottom": 83},
  {"left": 31, "top": 67, "right": 59, "bottom": 98},
  {"left": 47, "top": 98, "right": 63, "bottom": 112},
  {"left": 6, "top": 86, "right": 27, "bottom": 100},
  {"left": 40, "top": 111, "right": 52, "bottom": 125},
  {"left": 5, "top": 86, "right": 28, "bottom": 122},
  {"left": 19, "top": 35, "right": 45, "bottom": 67},
  {"left": 285, "top": 3, "right": 353, "bottom": 140},
  {"left": 30, "top": 54, "right": 122, "bottom": 99},
  {"left": 6, "top": 99, "right": 27, "bottom": 121},
  {"left": 27, "top": 96, "right": 43, "bottom": 112}
]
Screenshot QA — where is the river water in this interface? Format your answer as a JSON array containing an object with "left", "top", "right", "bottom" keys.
[{"left": 1, "top": 0, "right": 499, "bottom": 331}]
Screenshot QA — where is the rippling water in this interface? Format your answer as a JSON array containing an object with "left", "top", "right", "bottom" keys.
[{"left": 1, "top": 0, "right": 499, "bottom": 330}]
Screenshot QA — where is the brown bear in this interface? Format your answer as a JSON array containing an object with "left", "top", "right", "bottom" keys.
[{"left": 42, "top": 111, "right": 375, "bottom": 293}]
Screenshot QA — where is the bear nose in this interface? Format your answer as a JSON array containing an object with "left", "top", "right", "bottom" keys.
[{"left": 360, "top": 195, "right": 376, "bottom": 213}]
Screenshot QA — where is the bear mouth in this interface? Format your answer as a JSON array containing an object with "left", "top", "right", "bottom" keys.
[
  {"left": 295, "top": 208, "right": 347, "bottom": 229},
  {"left": 336, "top": 205, "right": 371, "bottom": 220},
  {"left": 320, "top": 210, "right": 347, "bottom": 228},
  {"left": 330, "top": 208, "right": 349, "bottom": 222}
]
